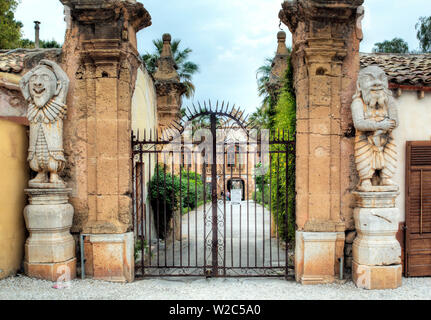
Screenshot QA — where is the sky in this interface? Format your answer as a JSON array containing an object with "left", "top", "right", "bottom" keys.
[{"left": 15, "top": 0, "right": 431, "bottom": 115}]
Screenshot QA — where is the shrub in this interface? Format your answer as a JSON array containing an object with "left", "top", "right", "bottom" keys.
[{"left": 148, "top": 166, "right": 208, "bottom": 239}]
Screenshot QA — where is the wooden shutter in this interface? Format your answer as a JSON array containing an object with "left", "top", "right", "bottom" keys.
[{"left": 406, "top": 141, "right": 431, "bottom": 277}]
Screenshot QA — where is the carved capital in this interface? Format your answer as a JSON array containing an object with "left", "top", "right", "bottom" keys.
[
  {"left": 280, "top": 0, "right": 364, "bottom": 32},
  {"left": 61, "top": 0, "right": 151, "bottom": 32}
]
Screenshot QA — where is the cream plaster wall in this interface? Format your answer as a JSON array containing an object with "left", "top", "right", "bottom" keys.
[
  {"left": 393, "top": 91, "right": 431, "bottom": 222},
  {"left": 0, "top": 119, "right": 28, "bottom": 279},
  {"left": 131, "top": 66, "right": 158, "bottom": 240}
]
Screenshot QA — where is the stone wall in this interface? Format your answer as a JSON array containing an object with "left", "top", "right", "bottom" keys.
[{"left": 0, "top": 119, "right": 28, "bottom": 279}]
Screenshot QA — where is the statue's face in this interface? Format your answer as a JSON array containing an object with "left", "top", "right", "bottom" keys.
[
  {"left": 28, "top": 67, "right": 57, "bottom": 107},
  {"left": 358, "top": 66, "right": 389, "bottom": 108}
]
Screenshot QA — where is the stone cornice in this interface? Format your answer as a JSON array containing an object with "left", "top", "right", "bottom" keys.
[
  {"left": 62, "top": 0, "right": 152, "bottom": 32},
  {"left": 279, "top": 0, "right": 363, "bottom": 34}
]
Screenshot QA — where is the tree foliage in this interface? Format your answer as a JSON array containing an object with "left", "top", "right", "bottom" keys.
[
  {"left": 416, "top": 16, "right": 431, "bottom": 53},
  {"left": 148, "top": 165, "right": 208, "bottom": 239},
  {"left": 372, "top": 37, "right": 409, "bottom": 53},
  {"left": 19, "top": 38, "right": 62, "bottom": 48},
  {"left": 0, "top": 0, "right": 22, "bottom": 49},
  {"left": 142, "top": 37, "right": 200, "bottom": 98}
]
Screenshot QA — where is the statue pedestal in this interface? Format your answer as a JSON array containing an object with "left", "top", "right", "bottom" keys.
[
  {"left": 24, "top": 188, "right": 76, "bottom": 282},
  {"left": 352, "top": 191, "right": 402, "bottom": 289}
]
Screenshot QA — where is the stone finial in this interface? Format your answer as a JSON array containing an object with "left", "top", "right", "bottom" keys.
[
  {"left": 276, "top": 31, "right": 289, "bottom": 56},
  {"left": 268, "top": 31, "right": 290, "bottom": 99},
  {"left": 153, "top": 33, "right": 180, "bottom": 82}
]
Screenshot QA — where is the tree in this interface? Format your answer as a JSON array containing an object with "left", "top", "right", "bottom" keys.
[
  {"left": 416, "top": 16, "right": 431, "bottom": 53},
  {"left": 256, "top": 57, "right": 273, "bottom": 108},
  {"left": 19, "top": 38, "right": 62, "bottom": 49},
  {"left": 372, "top": 37, "right": 409, "bottom": 53},
  {"left": 142, "top": 37, "right": 199, "bottom": 98},
  {"left": 0, "top": 0, "right": 23, "bottom": 49}
]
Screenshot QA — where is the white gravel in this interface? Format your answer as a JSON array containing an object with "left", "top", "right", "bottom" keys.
[{"left": 0, "top": 275, "right": 430, "bottom": 300}]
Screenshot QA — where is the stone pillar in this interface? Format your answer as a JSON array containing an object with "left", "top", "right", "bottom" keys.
[
  {"left": 60, "top": 0, "right": 151, "bottom": 282},
  {"left": 153, "top": 33, "right": 186, "bottom": 137},
  {"left": 279, "top": 0, "right": 364, "bottom": 284}
]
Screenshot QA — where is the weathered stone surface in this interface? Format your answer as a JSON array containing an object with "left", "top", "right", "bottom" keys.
[
  {"left": 83, "top": 232, "right": 134, "bottom": 282},
  {"left": 280, "top": 0, "right": 364, "bottom": 285},
  {"left": 352, "top": 261, "right": 401, "bottom": 290},
  {"left": 353, "top": 191, "right": 399, "bottom": 208},
  {"left": 23, "top": 189, "right": 76, "bottom": 280},
  {"left": 295, "top": 231, "right": 345, "bottom": 284},
  {"left": 61, "top": 0, "right": 151, "bottom": 234},
  {"left": 353, "top": 207, "right": 401, "bottom": 266},
  {"left": 24, "top": 258, "right": 76, "bottom": 282}
]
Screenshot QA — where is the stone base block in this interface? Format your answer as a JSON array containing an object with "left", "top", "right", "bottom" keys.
[
  {"left": 352, "top": 261, "right": 402, "bottom": 290},
  {"left": 24, "top": 258, "right": 76, "bottom": 282},
  {"left": 295, "top": 231, "right": 345, "bottom": 285},
  {"left": 83, "top": 232, "right": 134, "bottom": 283}
]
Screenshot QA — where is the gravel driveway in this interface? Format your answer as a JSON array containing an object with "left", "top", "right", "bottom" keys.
[{"left": 1, "top": 275, "right": 430, "bottom": 300}]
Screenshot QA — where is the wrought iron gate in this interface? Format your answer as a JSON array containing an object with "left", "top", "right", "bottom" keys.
[{"left": 132, "top": 102, "right": 295, "bottom": 278}]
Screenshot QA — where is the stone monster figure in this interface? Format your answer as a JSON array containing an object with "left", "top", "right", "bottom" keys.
[
  {"left": 19, "top": 60, "right": 69, "bottom": 188},
  {"left": 351, "top": 66, "right": 399, "bottom": 191}
]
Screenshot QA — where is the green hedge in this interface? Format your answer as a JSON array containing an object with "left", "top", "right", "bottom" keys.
[{"left": 148, "top": 166, "right": 209, "bottom": 239}]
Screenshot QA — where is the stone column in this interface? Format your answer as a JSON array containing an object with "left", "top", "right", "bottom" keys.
[
  {"left": 279, "top": 0, "right": 364, "bottom": 284},
  {"left": 60, "top": 0, "right": 151, "bottom": 282},
  {"left": 153, "top": 33, "right": 186, "bottom": 137}
]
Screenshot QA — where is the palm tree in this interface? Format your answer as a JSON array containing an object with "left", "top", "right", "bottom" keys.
[
  {"left": 256, "top": 57, "right": 273, "bottom": 108},
  {"left": 143, "top": 37, "right": 200, "bottom": 98}
]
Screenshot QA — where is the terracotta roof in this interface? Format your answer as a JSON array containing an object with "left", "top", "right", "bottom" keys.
[
  {"left": 360, "top": 53, "right": 431, "bottom": 88},
  {"left": 0, "top": 48, "right": 62, "bottom": 75}
]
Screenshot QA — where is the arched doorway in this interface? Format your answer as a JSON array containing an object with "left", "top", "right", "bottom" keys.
[{"left": 227, "top": 178, "right": 245, "bottom": 201}]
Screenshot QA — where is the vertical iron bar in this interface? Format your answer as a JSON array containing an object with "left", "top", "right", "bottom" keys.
[
  {"left": 238, "top": 145, "right": 242, "bottom": 268},
  {"left": 156, "top": 151, "right": 160, "bottom": 267},
  {"left": 223, "top": 141, "right": 227, "bottom": 275},
  {"left": 210, "top": 114, "right": 218, "bottom": 276},
  {"left": 276, "top": 133, "right": 281, "bottom": 267},
  {"left": 172, "top": 152, "right": 175, "bottom": 266},
  {"left": 230, "top": 163, "right": 234, "bottom": 267},
  {"left": 187, "top": 159, "right": 191, "bottom": 267},
  {"left": 269, "top": 152, "right": 272, "bottom": 267},
  {"left": 254, "top": 151, "right": 257, "bottom": 267},
  {"left": 139, "top": 144, "right": 144, "bottom": 276},
  {"left": 203, "top": 152, "right": 207, "bottom": 273},
  {"left": 195, "top": 151, "right": 198, "bottom": 268},
  {"left": 163, "top": 156, "right": 167, "bottom": 267},
  {"left": 261, "top": 143, "right": 265, "bottom": 267},
  {"left": 285, "top": 136, "right": 289, "bottom": 279},
  {"left": 246, "top": 136, "right": 250, "bottom": 268},
  {"left": 148, "top": 146, "right": 152, "bottom": 267},
  {"left": 179, "top": 154, "right": 183, "bottom": 268}
]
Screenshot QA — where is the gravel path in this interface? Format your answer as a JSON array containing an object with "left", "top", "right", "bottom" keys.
[{"left": 1, "top": 275, "right": 430, "bottom": 300}]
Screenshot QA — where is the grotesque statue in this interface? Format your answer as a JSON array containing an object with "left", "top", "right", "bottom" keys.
[
  {"left": 351, "top": 66, "right": 399, "bottom": 191},
  {"left": 20, "top": 60, "right": 69, "bottom": 188}
]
